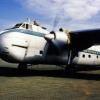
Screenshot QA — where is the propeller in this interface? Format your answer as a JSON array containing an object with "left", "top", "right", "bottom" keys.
[{"left": 44, "top": 6, "right": 71, "bottom": 45}]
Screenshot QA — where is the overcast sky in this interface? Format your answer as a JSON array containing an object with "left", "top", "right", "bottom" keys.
[{"left": 0, "top": 0, "right": 100, "bottom": 31}]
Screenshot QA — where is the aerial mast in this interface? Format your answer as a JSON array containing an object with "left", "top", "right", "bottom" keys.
[{"left": 27, "top": 18, "right": 31, "bottom": 24}]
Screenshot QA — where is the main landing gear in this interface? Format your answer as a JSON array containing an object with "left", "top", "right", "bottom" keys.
[
  {"left": 18, "top": 63, "right": 27, "bottom": 70},
  {"left": 65, "top": 64, "right": 77, "bottom": 74}
]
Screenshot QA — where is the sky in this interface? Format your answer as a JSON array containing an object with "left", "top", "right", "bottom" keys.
[{"left": 0, "top": 0, "right": 100, "bottom": 31}]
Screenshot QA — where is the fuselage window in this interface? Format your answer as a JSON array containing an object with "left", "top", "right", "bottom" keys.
[
  {"left": 82, "top": 54, "right": 85, "bottom": 58},
  {"left": 88, "top": 55, "right": 91, "bottom": 58},
  {"left": 97, "top": 55, "right": 99, "bottom": 59}
]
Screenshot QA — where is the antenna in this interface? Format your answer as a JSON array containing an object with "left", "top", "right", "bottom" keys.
[{"left": 27, "top": 18, "right": 31, "bottom": 24}]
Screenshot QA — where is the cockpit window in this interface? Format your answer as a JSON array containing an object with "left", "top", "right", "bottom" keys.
[
  {"left": 22, "top": 24, "right": 26, "bottom": 28},
  {"left": 13, "top": 23, "right": 23, "bottom": 28},
  {"left": 12, "top": 23, "right": 32, "bottom": 30},
  {"left": 26, "top": 24, "right": 32, "bottom": 30},
  {"left": 26, "top": 24, "right": 29, "bottom": 29},
  {"left": 29, "top": 25, "right": 32, "bottom": 30}
]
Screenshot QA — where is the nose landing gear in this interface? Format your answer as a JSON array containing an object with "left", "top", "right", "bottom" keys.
[{"left": 18, "top": 63, "right": 27, "bottom": 70}]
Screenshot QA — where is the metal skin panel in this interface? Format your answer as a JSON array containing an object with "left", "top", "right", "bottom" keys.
[{"left": 0, "top": 31, "right": 47, "bottom": 63}]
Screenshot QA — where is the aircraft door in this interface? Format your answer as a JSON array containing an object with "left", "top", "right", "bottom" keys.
[{"left": 11, "top": 39, "right": 29, "bottom": 62}]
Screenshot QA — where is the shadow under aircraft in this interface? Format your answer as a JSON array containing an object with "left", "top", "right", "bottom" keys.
[{"left": 0, "top": 65, "right": 100, "bottom": 81}]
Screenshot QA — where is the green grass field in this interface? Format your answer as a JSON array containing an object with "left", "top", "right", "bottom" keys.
[{"left": 0, "top": 59, "right": 100, "bottom": 100}]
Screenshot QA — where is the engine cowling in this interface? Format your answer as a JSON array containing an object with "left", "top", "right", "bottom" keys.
[
  {"left": 54, "top": 31, "right": 70, "bottom": 45},
  {"left": 44, "top": 29, "right": 71, "bottom": 45},
  {"left": 44, "top": 29, "right": 72, "bottom": 65}
]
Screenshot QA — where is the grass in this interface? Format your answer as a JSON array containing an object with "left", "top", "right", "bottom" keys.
[{"left": 0, "top": 59, "right": 99, "bottom": 100}]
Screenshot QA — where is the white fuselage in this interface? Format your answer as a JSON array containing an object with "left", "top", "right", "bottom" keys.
[
  {"left": 73, "top": 46, "right": 100, "bottom": 66},
  {"left": 0, "top": 29, "right": 47, "bottom": 63},
  {"left": 0, "top": 28, "right": 100, "bottom": 66}
]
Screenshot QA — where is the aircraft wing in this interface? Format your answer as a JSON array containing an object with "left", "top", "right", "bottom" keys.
[{"left": 69, "top": 28, "right": 100, "bottom": 51}]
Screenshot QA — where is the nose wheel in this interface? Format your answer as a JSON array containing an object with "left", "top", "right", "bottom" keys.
[{"left": 18, "top": 63, "right": 27, "bottom": 70}]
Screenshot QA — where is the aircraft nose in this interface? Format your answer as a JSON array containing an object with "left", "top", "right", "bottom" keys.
[
  {"left": 0, "top": 34, "right": 9, "bottom": 56},
  {"left": 0, "top": 32, "right": 29, "bottom": 63}
]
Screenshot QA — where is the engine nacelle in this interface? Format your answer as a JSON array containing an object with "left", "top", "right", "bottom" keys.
[
  {"left": 44, "top": 29, "right": 71, "bottom": 45},
  {"left": 54, "top": 31, "right": 70, "bottom": 45}
]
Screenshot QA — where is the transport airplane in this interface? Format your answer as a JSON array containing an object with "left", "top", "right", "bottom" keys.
[{"left": 0, "top": 20, "right": 100, "bottom": 72}]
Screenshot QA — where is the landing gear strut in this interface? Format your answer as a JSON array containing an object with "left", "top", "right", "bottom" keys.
[
  {"left": 65, "top": 64, "right": 76, "bottom": 74},
  {"left": 18, "top": 63, "right": 27, "bottom": 70},
  {"left": 65, "top": 49, "right": 77, "bottom": 74}
]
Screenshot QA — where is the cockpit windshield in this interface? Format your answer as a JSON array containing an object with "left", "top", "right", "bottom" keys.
[
  {"left": 12, "top": 23, "right": 32, "bottom": 30},
  {"left": 6, "top": 21, "right": 48, "bottom": 34},
  {"left": 13, "top": 23, "right": 23, "bottom": 28}
]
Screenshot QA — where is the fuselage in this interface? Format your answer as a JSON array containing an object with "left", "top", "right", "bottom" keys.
[
  {"left": 0, "top": 22, "right": 100, "bottom": 66},
  {"left": 73, "top": 46, "right": 100, "bottom": 66}
]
